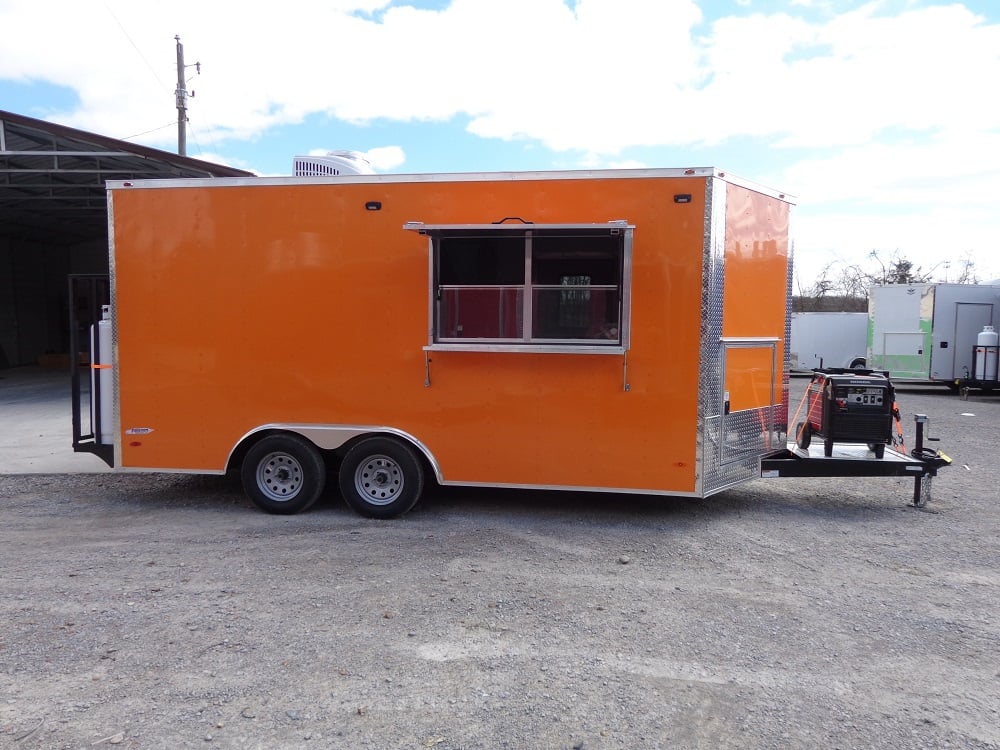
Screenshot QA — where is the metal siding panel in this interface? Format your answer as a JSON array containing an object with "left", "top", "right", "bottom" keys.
[
  {"left": 781, "top": 241, "right": 794, "bottom": 431},
  {"left": 698, "top": 178, "right": 727, "bottom": 495}
]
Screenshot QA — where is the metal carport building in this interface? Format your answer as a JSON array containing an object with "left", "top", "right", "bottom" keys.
[{"left": 0, "top": 109, "right": 253, "bottom": 368}]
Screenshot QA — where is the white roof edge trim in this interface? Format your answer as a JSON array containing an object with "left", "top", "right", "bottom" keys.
[
  {"left": 104, "top": 167, "right": 795, "bottom": 203},
  {"left": 711, "top": 173, "right": 798, "bottom": 205}
]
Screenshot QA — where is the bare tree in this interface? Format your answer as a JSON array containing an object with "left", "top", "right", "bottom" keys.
[
  {"left": 836, "top": 262, "right": 870, "bottom": 300},
  {"left": 862, "top": 249, "right": 936, "bottom": 286},
  {"left": 950, "top": 252, "right": 980, "bottom": 284},
  {"left": 794, "top": 248, "right": 981, "bottom": 312}
]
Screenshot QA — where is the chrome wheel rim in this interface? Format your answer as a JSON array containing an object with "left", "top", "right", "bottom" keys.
[
  {"left": 256, "top": 452, "right": 304, "bottom": 502},
  {"left": 354, "top": 454, "right": 403, "bottom": 506}
]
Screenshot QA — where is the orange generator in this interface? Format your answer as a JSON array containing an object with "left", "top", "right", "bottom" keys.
[{"left": 72, "top": 168, "right": 794, "bottom": 517}]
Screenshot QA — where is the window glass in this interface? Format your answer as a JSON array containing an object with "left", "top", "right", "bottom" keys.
[
  {"left": 531, "top": 235, "right": 619, "bottom": 285},
  {"left": 439, "top": 287, "right": 524, "bottom": 339},
  {"left": 439, "top": 235, "right": 524, "bottom": 285},
  {"left": 433, "top": 228, "right": 627, "bottom": 346},
  {"left": 532, "top": 286, "right": 620, "bottom": 341}
]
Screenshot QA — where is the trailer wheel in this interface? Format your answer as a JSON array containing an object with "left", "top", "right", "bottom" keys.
[
  {"left": 241, "top": 434, "right": 326, "bottom": 515},
  {"left": 796, "top": 422, "right": 811, "bottom": 450},
  {"left": 339, "top": 437, "right": 424, "bottom": 519}
]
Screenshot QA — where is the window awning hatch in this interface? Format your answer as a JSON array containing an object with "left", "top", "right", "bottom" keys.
[{"left": 403, "top": 220, "right": 633, "bottom": 237}]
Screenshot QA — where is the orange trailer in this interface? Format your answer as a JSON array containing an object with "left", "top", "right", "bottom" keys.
[{"left": 73, "top": 168, "right": 795, "bottom": 517}]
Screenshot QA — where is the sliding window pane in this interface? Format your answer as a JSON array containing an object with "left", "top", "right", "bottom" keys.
[
  {"left": 531, "top": 286, "right": 620, "bottom": 342},
  {"left": 439, "top": 287, "right": 524, "bottom": 339}
]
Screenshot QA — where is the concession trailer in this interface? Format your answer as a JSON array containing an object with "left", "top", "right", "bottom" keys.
[
  {"left": 70, "top": 167, "right": 948, "bottom": 517},
  {"left": 867, "top": 283, "right": 1000, "bottom": 386}
]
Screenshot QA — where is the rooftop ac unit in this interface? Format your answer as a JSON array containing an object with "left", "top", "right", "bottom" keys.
[{"left": 293, "top": 150, "right": 375, "bottom": 177}]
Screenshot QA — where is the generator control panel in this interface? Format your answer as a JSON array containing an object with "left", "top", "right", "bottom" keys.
[{"left": 837, "top": 385, "right": 885, "bottom": 406}]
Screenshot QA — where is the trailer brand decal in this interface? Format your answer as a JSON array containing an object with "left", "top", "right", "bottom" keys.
[{"left": 125, "top": 427, "right": 155, "bottom": 435}]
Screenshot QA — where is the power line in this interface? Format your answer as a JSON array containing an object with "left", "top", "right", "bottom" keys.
[
  {"left": 104, "top": 2, "right": 179, "bottom": 147},
  {"left": 103, "top": 2, "right": 170, "bottom": 94},
  {"left": 120, "top": 121, "right": 175, "bottom": 141},
  {"left": 185, "top": 119, "right": 221, "bottom": 161}
]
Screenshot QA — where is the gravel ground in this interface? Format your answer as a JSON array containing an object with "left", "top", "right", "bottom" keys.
[{"left": 1, "top": 381, "right": 998, "bottom": 749}]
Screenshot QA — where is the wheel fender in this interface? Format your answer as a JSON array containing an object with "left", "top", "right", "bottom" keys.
[{"left": 228, "top": 424, "right": 444, "bottom": 483}]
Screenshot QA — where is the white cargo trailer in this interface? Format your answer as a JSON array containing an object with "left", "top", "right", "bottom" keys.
[
  {"left": 789, "top": 312, "right": 868, "bottom": 371},
  {"left": 867, "top": 283, "right": 1000, "bottom": 384}
]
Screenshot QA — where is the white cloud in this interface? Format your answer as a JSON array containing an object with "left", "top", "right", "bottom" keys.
[
  {"left": 5, "top": 1, "right": 996, "bottom": 157},
  {"left": 2, "top": 0, "right": 999, "bottom": 283},
  {"left": 364, "top": 145, "right": 406, "bottom": 170},
  {"left": 782, "top": 122, "right": 1000, "bottom": 285},
  {"left": 784, "top": 130, "right": 1000, "bottom": 206}
]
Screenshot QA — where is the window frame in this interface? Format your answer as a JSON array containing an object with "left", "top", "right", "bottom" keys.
[{"left": 405, "top": 221, "right": 633, "bottom": 354}]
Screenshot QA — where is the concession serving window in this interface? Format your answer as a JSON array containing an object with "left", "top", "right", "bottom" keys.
[{"left": 405, "top": 221, "right": 634, "bottom": 354}]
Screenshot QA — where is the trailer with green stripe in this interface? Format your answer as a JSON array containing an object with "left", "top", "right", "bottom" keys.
[{"left": 867, "top": 283, "right": 1000, "bottom": 385}]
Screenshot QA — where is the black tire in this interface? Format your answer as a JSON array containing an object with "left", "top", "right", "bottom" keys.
[
  {"left": 241, "top": 434, "right": 326, "bottom": 515},
  {"left": 796, "top": 422, "right": 812, "bottom": 450},
  {"left": 871, "top": 442, "right": 885, "bottom": 459},
  {"left": 849, "top": 357, "right": 867, "bottom": 370},
  {"left": 338, "top": 436, "right": 424, "bottom": 519}
]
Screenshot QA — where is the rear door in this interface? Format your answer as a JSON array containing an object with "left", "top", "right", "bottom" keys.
[{"left": 946, "top": 303, "right": 993, "bottom": 380}]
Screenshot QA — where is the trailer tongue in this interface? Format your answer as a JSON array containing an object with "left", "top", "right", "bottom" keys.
[{"left": 761, "top": 368, "right": 952, "bottom": 507}]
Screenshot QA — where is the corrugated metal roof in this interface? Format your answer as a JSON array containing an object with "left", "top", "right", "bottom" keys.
[{"left": 0, "top": 108, "right": 253, "bottom": 244}]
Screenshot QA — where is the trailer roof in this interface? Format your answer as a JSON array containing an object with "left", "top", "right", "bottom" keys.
[{"left": 106, "top": 166, "right": 796, "bottom": 204}]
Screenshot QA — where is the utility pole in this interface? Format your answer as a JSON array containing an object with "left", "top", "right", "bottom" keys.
[
  {"left": 175, "top": 35, "right": 187, "bottom": 156},
  {"left": 174, "top": 35, "right": 199, "bottom": 156}
]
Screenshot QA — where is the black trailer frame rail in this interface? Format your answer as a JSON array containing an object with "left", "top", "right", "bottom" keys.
[
  {"left": 760, "top": 413, "right": 951, "bottom": 507},
  {"left": 69, "top": 274, "right": 114, "bottom": 466}
]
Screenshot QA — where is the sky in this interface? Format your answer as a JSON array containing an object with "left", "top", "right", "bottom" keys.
[{"left": 2, "top": 0, "right": 998, "bottom": 289}]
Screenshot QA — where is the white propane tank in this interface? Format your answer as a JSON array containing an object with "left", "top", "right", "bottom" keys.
[
  {"left": 90, "top": 305, "right": 114, "bottom": 445},
  {"left": 975, "top": 324, "right": 999, "bottom": 381}
]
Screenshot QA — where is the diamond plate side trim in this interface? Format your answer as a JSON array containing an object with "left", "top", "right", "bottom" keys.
[{"left": 696, "top": 178, "right": 727, "bottom": 495}]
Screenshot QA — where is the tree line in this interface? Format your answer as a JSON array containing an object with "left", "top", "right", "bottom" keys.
[{"left": 794, "top": 250, "right": 980, "bottom": 312}]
